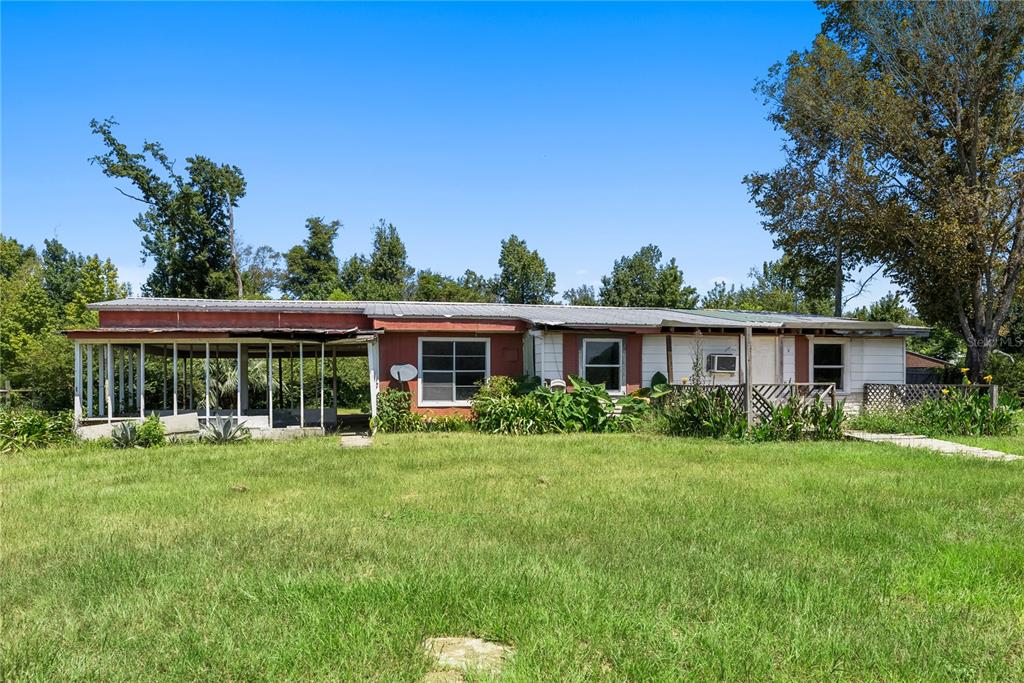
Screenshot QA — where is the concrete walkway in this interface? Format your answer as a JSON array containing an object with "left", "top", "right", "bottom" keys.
[{"left": 846, "top": 430, "right": 1022, "bottom": 462}]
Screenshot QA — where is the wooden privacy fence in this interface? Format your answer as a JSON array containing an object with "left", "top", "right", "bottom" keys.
[
  {"left": 863, "top": 383, "right": 998, "bottom": 412},
  {"left": 670, "top": 383, "right": 837, "bottom": 424}
]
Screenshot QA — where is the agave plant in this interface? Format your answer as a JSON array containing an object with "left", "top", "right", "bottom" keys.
[
  {"left": 111, "top": 421, "right": 141, "bottom": 449},
  {"left": 200, "top": 416, "right": 251, "bottom": 444}
]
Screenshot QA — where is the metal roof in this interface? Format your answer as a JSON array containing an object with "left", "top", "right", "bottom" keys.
[{"left": 89, "top": 298, "right": 929, "bottom": 334}]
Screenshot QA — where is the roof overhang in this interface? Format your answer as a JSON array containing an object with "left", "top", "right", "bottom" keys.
[{"left": 64, "top": 327, "right": 372, "bottom": 343}]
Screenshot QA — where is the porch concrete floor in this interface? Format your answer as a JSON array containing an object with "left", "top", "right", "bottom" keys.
[{"left": 846, "top": 430, "right": 1022, "bottom": 462}]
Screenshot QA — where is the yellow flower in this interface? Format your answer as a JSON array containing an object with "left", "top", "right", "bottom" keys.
[
  {"left": 965, "top": 379, "right": 972, "bottom": 385},
  {"left": 941, "top": 388, "right": 950, "bottom": 395},
  {"left": 960, "top": 367, "right": 969, "bottom": 374},
  {"left": 983, "top": 374, "right": 993, "bottom": 383}
]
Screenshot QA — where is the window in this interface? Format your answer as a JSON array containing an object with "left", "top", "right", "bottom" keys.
[
  {"left": 419, "top": 339, "right": 489, "bottom": 405},
  {"left": 582, "top": 339, "right": 623, "bottom": 392},
  {"left": 812, "top": 343, "right": 844, "bottom": 389}
]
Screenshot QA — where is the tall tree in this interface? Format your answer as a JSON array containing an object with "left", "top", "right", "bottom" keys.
[
  {"left": 238, "top": 244, "right": 281, "bottom": 299},
  {"left": 89, "top": 118, "right": 246, "bottom": 299},
  {"left": 599, "top": 244, "right": 698, "bottom": 308},
  {"left": 747, "top": 2, "right": 1024, "bottom": 378},
  {"left": 412, "top": 269, "right": 495, "bottom": 302},
  {"left": 563, "top": 284, "right": 598, "bottom": 306},
  {"left": 338, "top": 220, "right": 415, "bottom": 300},
  {"left": 494, "top": 234, "right": 556, "bottom": 304},
  {"left": 701, "top": 259, "right": 833, "bottom": 314},
  {"left": 280, "top": 217, "right": 341, "bottom": 300}
]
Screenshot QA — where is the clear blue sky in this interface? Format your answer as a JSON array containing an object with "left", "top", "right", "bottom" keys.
[{"left": 4, "top": 1, "right": 887, "bottom": 303}]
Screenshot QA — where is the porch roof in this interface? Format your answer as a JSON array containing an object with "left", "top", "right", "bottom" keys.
[{"left": 65, "top": 326, "right": 370, "bottom": 343}]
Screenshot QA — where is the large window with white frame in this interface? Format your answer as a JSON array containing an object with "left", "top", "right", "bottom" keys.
[
  {"left": 812, "top": 342, "right": 844, "bottom": 390},
  {"left": 419, "top": 338, "right": 490, "bottom": 405},
  {"left": 582, "top": 338, "right": 623, "bottom": 392}
]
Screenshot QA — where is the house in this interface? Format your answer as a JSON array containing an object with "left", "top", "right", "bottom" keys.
[
  {"left": 65, "top": 298, "right": 928, "bottom": 431},
  {"left": 905, "top": 350, "right": 953, "bottom": 384}
]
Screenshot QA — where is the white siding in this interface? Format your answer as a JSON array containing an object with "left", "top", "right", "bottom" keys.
[
  {"left": 846, "top": 337, "right": 905, "bottom": 393},
  {"left": 642, "top": 335, "right": 668, "bottom": 386},
  {"left": 781, "top": 336, "right": 796, "bottom": 383},
  {"left": 640, "top": 334, "right": 744, "bottom": 386},
  {"left": 533, "top": 332, "right": 563, "bottom": 383}
]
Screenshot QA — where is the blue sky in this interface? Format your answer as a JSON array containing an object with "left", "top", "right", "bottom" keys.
[{"left": 3, "top": 1, "right": 887, "bottom": 303}]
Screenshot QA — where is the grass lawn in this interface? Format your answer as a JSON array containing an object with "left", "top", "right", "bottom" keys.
[
  {"left": 4, "top": 434, "right": 1023, "bottom": 681},
  {"left": 945, "top": 434, "right": 1024, "bottom": 455}
]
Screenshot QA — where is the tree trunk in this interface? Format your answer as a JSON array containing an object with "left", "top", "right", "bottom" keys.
[
  {"left": 227, "top": 199, "right": 243, "bottom": 298},
  {"left": 966, "top": 337, "right": 993, "bottom": 382},
  {"left": 833, "top": 234, "right": 843, "bottom": 317}
]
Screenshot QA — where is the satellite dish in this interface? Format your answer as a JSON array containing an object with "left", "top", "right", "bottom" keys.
[{"left": 390, "top": 364, "right": 418, "bottom": 382}]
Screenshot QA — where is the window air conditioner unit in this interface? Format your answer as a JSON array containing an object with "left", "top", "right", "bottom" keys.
[{"left": 707, "top": 354, "right": 738, "bottom": 373}]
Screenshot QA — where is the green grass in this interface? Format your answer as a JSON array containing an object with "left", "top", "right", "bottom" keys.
[
  {"left": 944, "top": 434, "right": 1024, "bottom": 454},
  {"left": 4, "top": 434, "right": 1023, "bottom": 681}
]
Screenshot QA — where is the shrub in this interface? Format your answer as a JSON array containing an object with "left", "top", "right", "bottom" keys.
[
  {"left": 373, "top": 389, "right": 423, "bottom": 433},
  {"left": 110, "top": 421, "right": 141, "bottom": 449},
  {"left": 421, "top": 415, "right": 474, "bottom": 432},
  {"left": 750, "top": 396, "right": 846, "bottom": 442},
  {"left": 850, "top": 390, "right": 1016, "bottom": 437},
  {"left": 660, "top": 387, "right": 746, "bottom": 439},
  {"left": 472, "top": 375, "right": 649, "bottom": 435},
  {"left": 137, "top": 414, "right": 166, "bottom": 448},
  {"left": 0, "top": 407, "right": 75, "bottom": 453},
  {"left": 200, "top": 416, "right": 251, "bottom": 444}
]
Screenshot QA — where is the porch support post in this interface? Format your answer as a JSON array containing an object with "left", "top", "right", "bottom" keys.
[
  {"left": 368, "top": 338, "right": 379, "bottom": 427},
  {"left": 162, "top": 348, "right": 168, "bottom": 410},
  {"left": 331, "top": 347, "right": 338, "bottom": 413},
  {"left": 73, "top": 341, "right": 82, "bottom": 421},
  {"left": 204, "top": 342, "right": 211, "bottom": 423},
  {"left": 86, "top": 344, "right": 93, "bottom": 418},
  {"left": 238, "top": 344, "right": 249, "bottom": 414},
  {"left": 106, "top": 343, "right": 113, "bottom": 424},
  {"left": 139, "top": 343, "right": 145, "bottom": 418},
  {"left": 172, "top": 343, "right": 178, "bottom": 416},
  {"left": 744, "top": 327, "right": 753, "bottom": 429},
  {"left": 236, "top": 342, "right": 242, "bottom": 419},
  {"left": 320, "top": 342, "right": 325, "bottom": 429},
  {"left": 267, "top": 343, "right": 274, "bottom": 427},
  {"left": 299, "top": 342, "right": 305, "bottom": 428},
  {"left": 127, "top": 347, "right": 134, "bottom": 410},
  {"left": 118, "top": 347, "right": 125, "bottom": 414},
  {"left": 98, "top": 348, "right": 105, "bottom": 418}
]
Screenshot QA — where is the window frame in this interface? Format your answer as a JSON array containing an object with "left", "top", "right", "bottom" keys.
[
  {"left": 811, "top": 340, "right": 846, "bottom": 391},
  {"left": 580, "top": 337, "right": 625, "bottom": 395},
  {"left": 417, "top": 337, "right": 491, "bottom": 407}
]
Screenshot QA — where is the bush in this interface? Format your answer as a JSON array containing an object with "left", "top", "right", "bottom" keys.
[
  {"left": 373, "top": 389, "right": 423, "bottom": 433},
  {"left": 850, "top": 390, "right": 1016, "bottom": 437},
  {"left": 110, "top": 421, "right": 141, "bottom": 449},
  {"left": 0, "top": 407, "right": 75, "bottom": 453},
  {"left": 136, "top": 414, "right": 166, "bottom": 448},
  {"left": 660, "top": 387, "right": 746, "bottom": 439},
  {"left": 472, "top": 375, "right": 650, "bottom": 435},
  {"left": 200, "top": 416, "right": 251, "bottom": 444},
  {"left": 421, "top": 415, "right": 474, "bottom": 432},
  {"left": 750, "top": 396, "right": 846, "bottom": 442}
]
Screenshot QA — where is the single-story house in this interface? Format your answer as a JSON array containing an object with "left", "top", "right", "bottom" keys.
[
  {"left": 905, "top": 350, "right": 954, "bottom": 384},
  {"left": 66, "top": 298, "right": 928, "bottom": 430}
]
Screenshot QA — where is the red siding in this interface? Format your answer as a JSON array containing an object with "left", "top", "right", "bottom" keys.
[
  {"left": 626, "top": 334, "right": 642, "bottom": 393},
  {"left": 795, "top": 335, "right": 809, "bottom": 383},
  {"left": 99, "top": 309, "right": 370, "bottom": 330},
  {"left": 377, "top": 332, "right": 523, "bottom": 415},
  {"left": 562, "top": 333, "right": 579, "bottom": 377},
  {"left": 373, "top": 318, "right": 526, "bottom": 333}
]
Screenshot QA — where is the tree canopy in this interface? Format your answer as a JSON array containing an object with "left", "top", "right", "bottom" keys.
[
  {"left": 280, "top": 217, "right": 342, "bottom": 300},
  {"left": 747, "top": 1, "right": 1024, "bottom": 377},
  {"left": 599, "top": 245, "right": 698, "bottom": 309},
  {"left": 494, "top": 235, "right": 557, "bottom": 304},
  {"left": 90, "top": 118, "right": 247, "bottom": 298}
]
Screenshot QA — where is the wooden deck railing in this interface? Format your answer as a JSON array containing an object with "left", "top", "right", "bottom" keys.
[
  {"left": 863, "top": 383, "right": 998, "bottom": 412},
  {"left": 669, "top": 383, "right": 837, "bottom": 424}
]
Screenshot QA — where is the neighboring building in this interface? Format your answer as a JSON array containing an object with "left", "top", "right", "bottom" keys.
[
  {"left": 905, "top": 350, "right": 953, "bottom": 384},
  {"left": 66, "top": 299, "right": 928, "bottom": 429}
]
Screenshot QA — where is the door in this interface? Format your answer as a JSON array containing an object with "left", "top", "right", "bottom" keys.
[{"left": 750, "top": 337, "right": 778, "bottom": 384}]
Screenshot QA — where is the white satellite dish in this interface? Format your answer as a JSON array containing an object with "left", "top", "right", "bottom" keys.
[{"left": 390, "top": 364, "right": 418, "bottom": 382}]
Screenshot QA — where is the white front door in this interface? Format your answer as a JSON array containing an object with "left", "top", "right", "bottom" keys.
[{"left": 750, "top": 337, "right": 778, "bottom": 384}]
